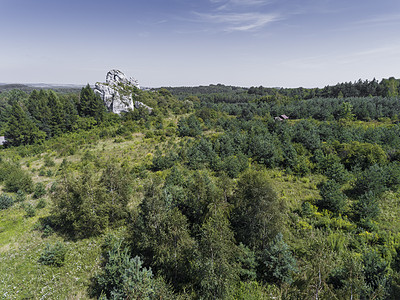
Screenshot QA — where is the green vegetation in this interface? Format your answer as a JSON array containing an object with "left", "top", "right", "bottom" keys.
[
  {"left": 1, "top": 78, "right": 400, "bottom": 298},
  {"left": 38, "top": 241, "right": 68, "bottom": 267}
]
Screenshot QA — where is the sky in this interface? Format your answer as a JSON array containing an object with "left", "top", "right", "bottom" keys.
[{"left": 1, "top": 0, "right": 400, "bottom": 88}]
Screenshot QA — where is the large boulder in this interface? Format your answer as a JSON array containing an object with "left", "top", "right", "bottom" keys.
[{"left": 94, "top": 70, "right": 145, "bottom": 114}]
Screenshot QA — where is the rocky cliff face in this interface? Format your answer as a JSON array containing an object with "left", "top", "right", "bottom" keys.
[{"left": 94, "top": 70, "right": 145, "bottom": 114}]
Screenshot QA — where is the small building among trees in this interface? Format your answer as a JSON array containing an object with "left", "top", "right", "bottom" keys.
[
  {"left": 0, "top": 136, "right": 6, "bottom": 145},
  {"left": 274, "top": 115, "right": 289, "bottom": 121}
]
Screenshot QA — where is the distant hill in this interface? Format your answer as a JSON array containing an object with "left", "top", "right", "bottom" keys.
[{"left": 0, "top": 83, "right": 84, "bottom": 94}]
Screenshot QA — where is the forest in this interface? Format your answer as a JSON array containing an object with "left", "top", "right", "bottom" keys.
[{"left": 1, "top": 77, "right": 400, "bottom": 299}]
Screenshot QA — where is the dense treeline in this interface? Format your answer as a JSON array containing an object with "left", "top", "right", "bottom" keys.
[
  {"left": 248, "top": 77, "right": 400, "bottom": 99},
  {"left": 165, "top": 77, "right": 400, "bottom": 104},
  {"left": 199, "top": 96, "right": 400, "bottom": 123},
  {"left": 161, "top": 84, "right": 258, "bottom": 103},
  {"left": 0, "top": 85, "right": 191, "bottom": 147},
  {"left": 0, "top": 85, "right": 104, "bottom": 146}
]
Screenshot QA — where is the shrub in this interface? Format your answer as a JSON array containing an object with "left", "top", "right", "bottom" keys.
[
  {"left": 222, "top": 154, "right": 248, "bottom": 178},
  {"left": 0, "top": 194, "right": 14, "bottom": 210},
  {"left": 317, "top": 180, "right": 347, "bottom": 214},
  {"left": 34, "top": 217, "right": 55, "bottom": 237},
  {"left": 4, "top": 168, "right": 33, "bottom": 193},
  {"left": 42, "top": 225, "right": 54, "bottom": 237},
  {"left": 15, "top": 190, "right": 26, "bottom": 202},
  {"left": 177, "top": 115, "right": 202, "bottom": 137},
  {"left": 152, "top": 151, "right": 178, "bottom": 171},
  {"left": 36, "top": 198, "right": 47, "bottom": 209},
  {"left": 33, "top": 182, "right": 46, "bottom": 199},
  {"left": 91, "top": 239, "right": 170, "bottom": 299},
  {"left": 51, "top": 164, "right": 130, "bottom": 239},
  {"left": 49, "top": 182, "right": 57, "bottom": 193},
  {"left": 44, "top": 155, "right": 55, "bottom": 167},
  {"left": 38, "top": 241, "right": 67, "bottom": 267},
  {"left": 24, "top": 203, "right": 36, "bottom": 217}
]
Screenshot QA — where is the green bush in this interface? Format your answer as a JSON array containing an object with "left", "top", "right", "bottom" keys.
[
  {"left": 0, "top": 194, "right": 14, "bottom": 210},
  {"left": 38, "top": 241, "right": 67, "bottom": 267},
  {"left": 15, "top": 190, "right": 26, "bottom": 202},
  {"left": 24, "top": 203, "right": 36, "bottom": 217},
  {"left": 42, "top": 225, "right": 54, "bottom": 237},
  {"left": 177, "top": 115, "right": 202, "bottom": 137},
  {"left": 222, "top": 154, "right": 248, "bottom": 178},
  {"left": 44, "top": 155, "right": 55, "bottom": 167},
  {"left": 317, "top": 180, "right": 347, "bottom": 214},
  {"left": 91, "top": 239, "right": 167, "bottom": 299},
  {"left": 33, "top": 182, "right": 46, "bottom": 199},
  {"left": 4, "top": 168, "right": 33, "bottom": 193},
  {"left": 36, "top": 198, "right": 47, "bottom": 209}
]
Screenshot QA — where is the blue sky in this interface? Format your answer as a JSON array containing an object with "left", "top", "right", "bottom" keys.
[{"left": 1, "top": 0, "right": 400, "bottom": 87}]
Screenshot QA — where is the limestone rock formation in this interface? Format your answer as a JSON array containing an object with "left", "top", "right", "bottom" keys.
[{"left": 94, "top": 69, "right": 151, "bottom": 114}]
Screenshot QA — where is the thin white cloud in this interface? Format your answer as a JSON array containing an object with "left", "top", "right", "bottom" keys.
[
  {"left": 354, "top": 13, "right": 400, "bottom": 26},
  {"left": 210, "top": 0, "right": 271, "bottom": 5},
  {"left": 211, "top": 0, "right": 273, "bottom": 11},
  {"left": 194, "top": 12, "right": 280, "bottom": 32}
]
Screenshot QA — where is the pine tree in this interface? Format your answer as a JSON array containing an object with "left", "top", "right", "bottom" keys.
[
  {"left": 5, "top": 102, "right": 45, "bottom": 146},
  {"left": 260, "top": 233, "right": 298, "bottom": 285},
  {"left": 128, "top": 179, "right": 196, "bottom": 290},
  {"left": 318, "top": 179, "right": 347, "bottom": 214},
  {"left": 92, "top": 239, "right": 156, "bottom": 299},
  {"left": 79, "top": 84, "right": 105, "bottom": 122},
  {"left": 27, "top": 90, "right": 51, "bottom": 135},
  {"left": 47, "top": 90, "right": 64, "bottom": 136}
]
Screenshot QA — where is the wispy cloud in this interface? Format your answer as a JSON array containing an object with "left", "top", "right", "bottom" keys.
[
  {"left": 353, "top": 13, "right": 400, "bottom": 26},
  {"left": 210, "top": 0, "right": 273, "bottom": 11},
  {"left": 194, "top": 11, "right": 280, "bottom": 32}
]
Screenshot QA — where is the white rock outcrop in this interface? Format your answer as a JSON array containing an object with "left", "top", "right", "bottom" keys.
[{"left": 94, "top": 69, "right": 144, "bottom": 114}]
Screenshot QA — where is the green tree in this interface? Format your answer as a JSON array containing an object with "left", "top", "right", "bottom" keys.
[
  {"left": 177, "top": 114, "right": 202, "bottom": 137},
  {"left": 362, "top": 250, "right": 391, "bottom": 299},
  {"left": 100, "top": 162, "right": 131, "bottom": 225},
  {"left": 129, "top": 179, "right": 196, "bottom": 291},
  {"left": 47, "top": 90, "right": 64, "bottom": 136},
  {"left": 0, "top": 194, "right": 14, "bottom": 210},
  {"left": 317, "top": 180, "right": 347, "bottom": 214},
  {"left": 59, "top": 95, "right": 78, "bottom": 131},
  {"left": 353, "top": 191, "right": 380, "bottom": 228},
  {"left": 260, "top": 233, "right": 297, "bottom": 285},
  {"left": 4, "top": 166, "right": 33, "bottom": 193},
  {"left": 380, "top": 77, "right": 399, "bottom": 97},
  {"left": 334, "top": 141, "right": 387, "bottom": 171},
  {"left": 91, "top": 238, "right": 171, "bottom": 299},
  {"left": 232, "top": 169, "right": 283, "bottom": 250},
  {"left": 27, "top": 90, "right": 51, "bottom": 135},
  {"left": 33, "top": 182, "right": 46, "bottom": 199},
  {"left": 327, "top": 253, "right": 365, "bottom": 299},
  {"left": 340, "top": 102, "right": 355, "bottom": 121},
  {"left": 5, "top": 102, "right": 45, "bottom": 146},
  {"left": 51, "top": 165, "right": 128, "bottom": 239},
  {"left": 79, "top": 84, "right": 105, "bottom": 122},
  {"left": 197, "top": 198, "right": 240, "bottom": 299}
]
